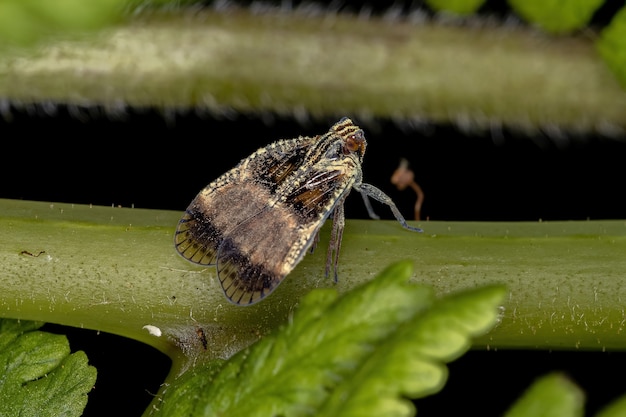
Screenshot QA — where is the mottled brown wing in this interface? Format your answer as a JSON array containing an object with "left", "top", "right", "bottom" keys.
[
  {"left": 215, "top": 205, "right": 311, "bottom": 304},
  {"left": 174, "top": 136, "right": 317, "bottom": 267},
  {"left": 174, "top": 209, "right": 217, "bottom": 265},
  {"left": 174, "top": 180, "right": 266, "bottom": 265},
  {"left": 216, "top": 168, "right": 354, "bottom": 305}
]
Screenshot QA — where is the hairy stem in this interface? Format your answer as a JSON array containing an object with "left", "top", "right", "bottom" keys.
[
  {"left": 0, "top": 8, "right": 624, "bottom": 134},
  {"left": 1, "top": 198, "right": 625, "bottom": 372}
]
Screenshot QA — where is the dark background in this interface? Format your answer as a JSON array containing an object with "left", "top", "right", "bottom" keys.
[
  {"left": 2, "top": 0, "right": 626, "bottom": 415},
  {"left": 3, "top": 108, "right": 625, "bottom": 222}
]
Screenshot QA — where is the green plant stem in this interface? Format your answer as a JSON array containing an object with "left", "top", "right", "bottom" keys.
[
  {"left": 1, "top": 8, "right": 625, "bottom": 134},
  {"left": 1, "top": 198, "right": 625, "bottom": 369}
]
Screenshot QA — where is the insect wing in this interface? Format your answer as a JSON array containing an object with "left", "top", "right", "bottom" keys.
[
  {"left": 174, "top": 137, "right": 317, "bottom": 266},
  {"left": 216, "top": 165, "right": 354, "bottom": 305},
  {"left": 215, "top": 205, "right": 311, "bottom": 304},
  {"left": 174, "top": 181, "right": 261, "bottom": 265}
]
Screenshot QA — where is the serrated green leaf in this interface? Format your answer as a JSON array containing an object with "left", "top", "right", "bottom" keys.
[
  {"left": 595, "top": 395, "right": 626, "bottom": 417},
  {"left": 316, "top": 285, "right": 507, "bottom": 417},
  {"left": 409, "top": 285, "right": 507, "bottom": 361},
  {"left": 509, "top": 0, "right": 604, "bottom": 33},
  {"left": 598, "top": 6, "right": 626, "bottom": 88},
  {"left": 0, "top": 320, "right": 44, "bottom": 351},
  {"left": 504, "top": 373, "right": 584, "bottom": 417},
  {"left": 210, "top": 261, "right": 432, "bottom": 417},
  {"left": 425, "top": 0, "right": 486, "bottom": 15},
  {"left": 152, "top": 359, "right": 225, "bottom": 417},
  {"left": 151, "top": 261, "right": 506, "bottom": 417},
  {"left": 0, "top": 319, "right": 97, "bottom": 417}
]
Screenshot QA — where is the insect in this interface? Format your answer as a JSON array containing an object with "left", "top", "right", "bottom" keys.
[{"left": 174, "top": 117, "right": 422, "bottom": 305}]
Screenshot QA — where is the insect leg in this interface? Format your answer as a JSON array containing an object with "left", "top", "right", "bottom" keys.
[
  {"left": 325, "top": 195, "right": 347, "bottom": 282},
  {"left": 360, "top": 192, "right": 381, "bottom": 220},
  {"left": 358, "top": 183, "right": 423, "bottom": 233},
  {"left": 309, "top": 229, "right": 320, "bottom": 254}
]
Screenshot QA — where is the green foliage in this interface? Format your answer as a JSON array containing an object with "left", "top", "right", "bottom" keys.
[
  {"left": 598, "top": 7, "right": 626, "bottom": 87},
  {"left": 508, "top": 0, "right": 605, "bottom": 33},
  {"left": 0, "top": 319, "right": 97, "bottom": 417},
  {"left": 424, "top": 0, "right": 486, "bottom": 15},
  {"left": 150, "top": 261, "right": 506, "bottom": 417},
  {"left": 596, "top": 395, "right": 626, "bottom": 417},
  {"left": 504, "top": 373, "right": 584, "bottom": 417},
  {"left": 503, "top": 372, "right": 626, "bottom": 417},
  {"left": 0, "top": 0, "right": 125, "bottom": 47}
]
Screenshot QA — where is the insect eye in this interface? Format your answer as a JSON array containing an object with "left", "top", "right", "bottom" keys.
[
  {"left": 345, "top": 131, "right": 365, "bottom": 155},
  {"left": 346, "top": 136, "right": 358, "bottom": 151}
]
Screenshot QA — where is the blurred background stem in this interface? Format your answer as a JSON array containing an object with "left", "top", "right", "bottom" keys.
[{"left": 0, "top": 7, "right": 624, "bottom": 135}]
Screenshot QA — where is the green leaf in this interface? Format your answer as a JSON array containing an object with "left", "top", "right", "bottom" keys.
[
  {"left": 425, "top": 0, "right": 486, "bottom": 15},
  {"left": 0, "top": 319, "right": 97, "bottom": 417},
  {"left": 0, "top": 0, "right": 125, "bottom": 47},
  {"left": 508, "top": 0, "right": 604, "bottom": 33},
  {"left": 316, "top": 284, "right": 507, "bottom": 417},
  {"left": 598, "top": 6, "right": 626, "bottom": 87},
  {"left": 151, "top": 261, "right": 506, "bottom": 417},
  {"left": 504, "top": 373, "right": 584, "bottom": 417},
  {"left": 595, "top": 395, "right": 626, "bottom": 417}
]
